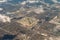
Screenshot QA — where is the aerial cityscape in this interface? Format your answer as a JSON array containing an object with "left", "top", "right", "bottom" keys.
[{"left": 0, "top": 0, "right": 60, "bottom": 40}]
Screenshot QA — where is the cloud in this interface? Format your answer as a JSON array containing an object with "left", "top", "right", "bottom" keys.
[
  {"left": 21, "top": 1, "right": 26, "bottom": 5},
  {"left": 52, "top": 0, "right": 60, "bottom": 3},
  {"left": 0, "top": 0, "right": 7, "bottom": 3},
  {"left": 0, "top": 14, "right": 11, "bottom": 23},
  {"left": 0, "top": 8, "right": 3, "bottom": 11},
  {"left": 27, "top": 0, "right": 39, "bottom": 3}
]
